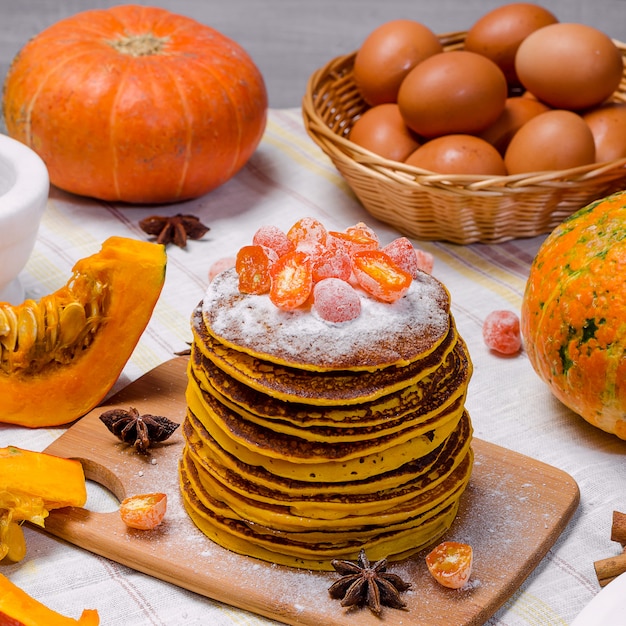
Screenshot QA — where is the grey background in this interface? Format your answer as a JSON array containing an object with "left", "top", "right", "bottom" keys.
[{"left": 1, "top": 0, "right": 625, "bottom": 111}]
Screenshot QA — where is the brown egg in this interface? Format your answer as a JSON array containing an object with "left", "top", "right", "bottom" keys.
[
  {"left": 353, "top": 20, "right": 443, "bottom": 106},
  {"left": 464, "top": 2, "right": 558, "bottom": 86},
  {"left": 515, "top": 23, "right": 624, "bottom": 110},
  {"left": 349, "top": 104, "right": 421, "bottom": 161},
  {"left": 480, "top": 96, "right": 551, "bottom": 154},
  {"left": 398, "top": 50, "right": 508, "bottom": 138},
  {"left": 504, "top": 109, "right": 596, "bottom": 174},
  {"left": 521, "top": 90, "right": 539, "bottom": 100},
  {"left": 405, "top": 134, "right": 507, "bottom": 176},
  {"left": 583, "top": 102, "right": 626, "bottom": 162}
]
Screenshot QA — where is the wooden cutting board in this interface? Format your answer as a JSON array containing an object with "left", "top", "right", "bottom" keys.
[{"left": 43, "top": 357, "right": 579, "bottom": 626}]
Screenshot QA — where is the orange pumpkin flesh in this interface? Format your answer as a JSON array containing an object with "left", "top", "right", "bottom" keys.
[
  {"left": 521, "top": 191, "right": 626, "bottom": 440},
  {"left": 0, "top": 236, "right": 166, "bottom": 427},
  {"left": 0, "top": 572, "right": 99, "bottom": 625},
  {"left": 2, "top": 5, "right": 267, "bottom": 204},
  {"left": 0, "top": 446, "right": 87, "bottom": 563},
  {"left": 0, "top": 446, "right": 87, "bottom": 509}
]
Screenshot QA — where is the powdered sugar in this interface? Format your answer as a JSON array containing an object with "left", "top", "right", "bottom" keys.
[{"left": 202, "top": 268, "right": 450, "bottom": 369}]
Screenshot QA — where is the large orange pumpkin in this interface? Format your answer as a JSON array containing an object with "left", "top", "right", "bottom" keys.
[
  {"left": 521, "top": 191, "right": 626, "bottom": 440},
  {"left": 2, "top": 5, "right": 267, "bottom": 204}
]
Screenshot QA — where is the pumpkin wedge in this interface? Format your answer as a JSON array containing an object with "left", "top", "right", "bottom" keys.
[
  {"left": 0, "top": 446, "right": 87, "bottom": 508},
  {"left": 0, "top": 236, "right": 166, "bottom": 427},
  {"left": 0, "top": 446, "right": 87, "bottom": 562},
  {"left": 0, "top": 572, "right": 99, "bottom": 625}
]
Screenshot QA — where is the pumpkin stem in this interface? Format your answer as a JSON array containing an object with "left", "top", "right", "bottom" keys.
[{"left": 107, "top": 33, "right": 169, "bottom": 57}]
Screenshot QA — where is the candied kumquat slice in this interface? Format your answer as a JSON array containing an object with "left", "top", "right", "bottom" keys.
[
  {"left": 311, "top": 245, "right": 352, "bottom": 283},
  {"left": 120, "top": 492, "right": 167, "bottom": 530},
  {"left": 352, "top": 249, "right": 412, "bottom": 303},
  {"left": 346, "top": 222, "right": 379, "bottom": 244},
  {"left": 235, "top": 245, "right": 277, "bottom": 294},
  {"left": 483, "top": 310, "right": 522, "bottom": 355},
  {"left": 253, "top": 225, "right": 295, "bottom": 257},
  {"left": 287, "top": 217, "right": 327, "bottom": 249},
  {"left": 313, "top": 278, "right": 362, "bottom": 323},
  {"left": 426, "top": 541, "right": 473, "bottom": 589},
  {"left": 382, "top": 237, "right": 420, "bottom": 278},
  {"left": 329, "top": 222, "right": 379, "bottom": 256},
  {"left": 270, "top": 250, "right": 313, "bottom": 310}
]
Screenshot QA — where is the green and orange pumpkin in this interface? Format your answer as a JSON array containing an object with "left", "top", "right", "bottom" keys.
[{"left": 521, "top": 190, "right": 626, "bottom": 440}]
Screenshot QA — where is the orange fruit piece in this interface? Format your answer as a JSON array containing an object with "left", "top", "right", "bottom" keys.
[
  {"left": 381, "top": 237, "right": 420, "bottom": 278},
  {"left": 352, "top": 249, "right": 412, "bottom": 302},
  {"left": 313, "top": 278, "right": 361, "bottom": 323},
  {"left": 286, "top": 217, "right": 327, "bottom": 248},
  {"left": 270, "top": 250, "right": 313, "bottom": 310},
  {"left": 208, "top": 256, "right": 236, "bottom": 282},
  {"left": 310, "top": 245, "right": 352, "bottom": 283},
  {"left": 483, "top": 310, "right": 522, "bottom": 355},
  {"left": 329, "top": 222, "right": 379, "bottom": 256},
  {"left": 119, "top": 492, "right": 167, "bottom": 530},
  {"left": 425, "top": 541, "right": 473, "bottom": 589},
  {"left": 252, "top": 225, "right": 294, "bottom": 257},
  {"left": 235, "top": 244, "right": 277, "bottom": 294}
]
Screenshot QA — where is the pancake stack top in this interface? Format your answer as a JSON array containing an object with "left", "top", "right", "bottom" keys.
[{"left": 179, "top": 221, "right": 474, "bottom": 571}]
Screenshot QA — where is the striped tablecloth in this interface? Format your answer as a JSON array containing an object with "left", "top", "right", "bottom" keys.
[{"left": 1, "top": 108, "right": 625, "bottom": 626}]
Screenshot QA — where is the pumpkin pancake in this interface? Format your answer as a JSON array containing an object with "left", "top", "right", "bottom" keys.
[
  {"left": 201, "top": 267, "right": 451, "bottom": 371},
  {"left": 182, "top": 408, "right": 472, "bottom": 500},
  {"left": 182, "top": 412, "right": 472, "bottom": 517},
  {"left": 179, "top": 456, "right": 463, "bottom": 570},
  {"left": 187, "top": 365, "right": 466, "bottom": 447},
  {"left": 185, "top": 394, "right": 464, "bottom": 482},
  {"left": 189, "top": 334, "right": 472, "bottom": 429},
  {"left": 181, "top": 446, "right": 472, "bottom": 532},
  {"left": 179, "top": 221, "right": 475, "bottom": 568},
  {"left": 181, "top": 448, "right": 471, "bottom": 542},
  {"left": 189, "top": 364, "right": 467, "bottom": 443},
  {"left": 191, "top": 306, "right": 459, "bottom": 405}
]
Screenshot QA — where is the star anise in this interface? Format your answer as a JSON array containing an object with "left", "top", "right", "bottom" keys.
[
  {"left": 328, "top": 549, "right": 412, "bottom": 615},
  {"left": 139, "top": 213, "right": 210, "bottom": 248},
  {"left": 99, "top": 406, "right": 180, "bottom": 453},
  {"left": 173, "top": 342, "right": 192, "bottom": 356}
]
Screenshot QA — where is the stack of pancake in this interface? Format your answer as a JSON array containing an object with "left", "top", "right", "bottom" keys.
[{"left": 179, "top": 267, "right": 473, "bottom": 571}]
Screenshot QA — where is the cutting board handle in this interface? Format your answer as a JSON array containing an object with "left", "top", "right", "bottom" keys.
[{"left": 78, "top": 456, "right": 126, "bottom": 502}]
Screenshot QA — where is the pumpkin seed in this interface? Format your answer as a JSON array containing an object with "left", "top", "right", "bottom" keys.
[
  {"left": 0, "top": 307, "right": 10, "bottom": 337},
  {"left": 2, "top": 520, "right": 26, "bottom": 563},
  {"left": 58, "top": 302, "right": 87, "bottom": 347},
  {"left": 0, "top": 307, "right": 18, "bottom": 352},
  {"left": 0, "top": 282, "right": 109, "bottom": 373},
  {"left": 84, "top": 297, "right": 99, "bottom": 321},
  {"left": 43, "top": 298, "right": 59, "bottom": 351},
  {"left": 17, "top": 302, "right": 38, "bottom": 354}
]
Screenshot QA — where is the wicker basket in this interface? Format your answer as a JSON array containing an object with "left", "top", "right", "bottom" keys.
[{"left": 302, "top": 31, "right": 626, "bottom": 244}]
